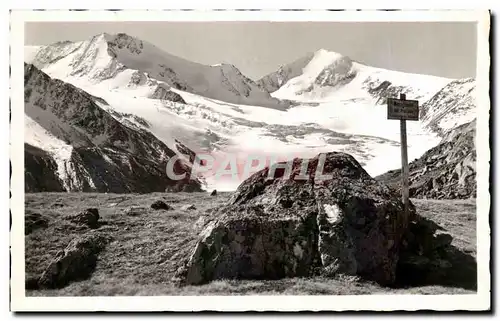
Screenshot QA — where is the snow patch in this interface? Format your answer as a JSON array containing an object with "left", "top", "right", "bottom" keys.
[
  {"left": 25, "top": 115, "right": 76, "bottom": 190},
  {"left": 24, "top": 46, "right": 41, "bottom": 63}
]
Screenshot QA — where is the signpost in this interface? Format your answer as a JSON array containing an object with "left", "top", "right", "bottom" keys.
[{"left": 387, "top": 93, "right": 419, "bottom": 223}]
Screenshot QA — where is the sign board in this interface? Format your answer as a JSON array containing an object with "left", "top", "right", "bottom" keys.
[
  {"left": 386, "top": 93, "right": 420, "bottom": 226},
  {"left": 387, "top": 98, "right": 419, "bottom": 121}
]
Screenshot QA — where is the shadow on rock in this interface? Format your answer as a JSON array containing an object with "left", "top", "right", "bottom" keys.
[
  {"left": 25, "top": 211, "right": 49, "bottom": 235},
  {"left": 394, "top": 216, "right": 477, "bottom": 291}
]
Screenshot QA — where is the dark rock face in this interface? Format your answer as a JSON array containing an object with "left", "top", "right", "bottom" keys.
[
  {"left": 177, "top": 152, "right": 415, "bottom": 286},
  {"left": 363, "top": 79, "right": 407, "bottom": 105},
  {"left": 256, "top": 53, "right": 314, "bottom": 93},
  {"left": 151, "top": 200, "right": 173, "bottom": 211},
  {"left": 397, "top": 217, "right": 456, "bottom": 286},
  {"left": 210, "top": 190, "right": 217, "bottom": 196},
  {"left": 25, "top": 211, "right": 49, "bottom": 235},
  {"left": 37, "top": 232, "right": 110, "bottom": 289},
  {"left": 176, "top": 205, "right": 320, "bottom": 285},
  {"left": 376, "top": 120, "right": 476, "bottom": 199},
  {"left": 68, "top": 208, "right": 100, "bottom": 228},
  {"left": 149, "top": 84, "right": 187, "bottom": 104},
  {"left": 24, "top": 143, "right": 65, "bottom": 193},
  {"left": 314, "top": 56, "right": 357, "bottom": 88},
  {"left": 24, "top": 63, "right": 203, "bottom": 193}
]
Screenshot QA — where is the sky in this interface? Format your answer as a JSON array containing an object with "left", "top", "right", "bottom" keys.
[{"left": 25, "top": 21, "right": 477, "bottom": 80}]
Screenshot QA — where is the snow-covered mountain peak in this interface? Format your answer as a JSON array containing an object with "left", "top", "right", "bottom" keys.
[
  {"left": 23, "top": 36, "right": 477, "bottom": 192},
  {"left": 102, "top": 33, "right": 144, "bottom": 55},
  {"left": 258, "top": 46, "right": 459, "bottom": 106},
  {"left": 29, "top": 33, "right": 289, "bottom": 109},
  {"left": 269, "top": 49, "right": 358, "bottom": 100},
  {"left": 256, "top": 49, "right": 356, "bottom": 95},
  {"left": 304, "top": 49, "right": 352, "bottom": 77}
]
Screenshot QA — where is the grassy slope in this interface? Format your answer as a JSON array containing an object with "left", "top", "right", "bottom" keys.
[{"left": 24, "top": 193, "right": 476, "bottom": 296}]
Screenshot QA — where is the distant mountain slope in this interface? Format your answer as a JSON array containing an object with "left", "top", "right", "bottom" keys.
[
  {"left": 376, "top": 120, "right": 476, "bottom": 199},
  {"left": 419, "top": 78, "right": 476, "bottom": 136},
  {"left": 259, "top": 49, "right": 476, "bottom": 136},
  {"left": 28, "top": 33, "right": 288, "bottom": 109},
  {"left": 258, "top": 49, "right": 448, "bottom": 102},
  {"left": 25, "top": 42, "right": 477, "bottom": 192},
  {"left": 25, "top": 143, "right": 65, "bottom": 192},
  {"left": 24, "top": 63, "right": 202, "bottom": 193}
]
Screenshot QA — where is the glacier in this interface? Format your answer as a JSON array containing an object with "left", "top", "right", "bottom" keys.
[{"left": 24, "top": 33, "right": 476, "bottom": 191}]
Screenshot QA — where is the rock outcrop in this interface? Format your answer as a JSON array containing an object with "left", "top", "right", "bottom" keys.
[
  {"left": 149, "top": 84, "right": 187, "bottom": 104},
  {"left": 376, "top": 120, "right": 476, "bottom": 199},
  {"left": 24, "top": 143, "right": 65, "bottom": 193},
  {"left": 25, "top": 211, "right": 49, "bottom": 235},
  {"left": 176, "top": 152, "right": 417, "bottom": 286},
  {"left": 68, "top": 208, "right": 100, "bottom": 228},
  {"left": 24, "top": 63, "right": 203, "bottom": 193},
  {"left": 151, "top": 200, "right": 173, "bottom": 211},
  {"left": 37, "top": 232, "right": 110, "bottom": 289}
]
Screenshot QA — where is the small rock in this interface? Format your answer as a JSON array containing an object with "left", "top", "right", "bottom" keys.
[
  {"left": 38, "top": 232, "right": 110, "bottom": 289},
  {"left": 210, "top": 189, "right": 217, "bottom": 196},
  {"left": 151, "top": 200, "right": 173, "bottom": 210},
  {"left": 51, "top": 202, "right": 64, "bottom": 208},
  {"left": 181, "top": 204, "right": 197, "bottom": 211},
  {"left": 68, "top": 208, "right": 100, "bottom": 228}
]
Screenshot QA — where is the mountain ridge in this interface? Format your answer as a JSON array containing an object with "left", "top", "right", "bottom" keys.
[
  {"left": 28, "top": 33, "right": 290, "bottom": 110},
  {"left": 376, "top": 119, "right": 476, "bottom": 199},
  {"left": 24, "top": 36, "right": 477, "bottom": 192},
  {"left": 24, "top": 63, "right": 203, "bottom": 193}
]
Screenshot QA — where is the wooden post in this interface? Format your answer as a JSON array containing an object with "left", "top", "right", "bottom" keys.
[
  {"left": 387, "top": 93, "right": 418, "bottom": 225},
  {"left": 399, "top": 93, "right": 410, "bottom": 221}
]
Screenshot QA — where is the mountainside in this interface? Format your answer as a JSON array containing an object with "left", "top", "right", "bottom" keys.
[
  {"left": 25, "top": 143, "right": 65, "bottom": 192},
  {"left": 376, "top": 120, "right": 476, "bottom": 199},
  {"left": 259, "top": 49, "right": 449, "bottom": 102},
  {"left": 25, "top": 40, "right": 477, "bottom": 192},
  {"left": 28, "top": 33, "right": 288, "bottom": 110},
  {"left": 24, "top": 63, "right": 203, "bottom": 193},
  {"left": 419, "top": 78, "right": 476, "bottom": 136}
]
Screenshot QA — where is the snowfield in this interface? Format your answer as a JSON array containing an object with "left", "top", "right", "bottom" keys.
[{"left": 25, "top": 33, "right": 476, "bottom": 191}]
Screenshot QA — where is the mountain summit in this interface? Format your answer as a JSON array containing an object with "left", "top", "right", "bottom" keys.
[{"left": 24, "top": 37, "right": 477, "bottom": 192}]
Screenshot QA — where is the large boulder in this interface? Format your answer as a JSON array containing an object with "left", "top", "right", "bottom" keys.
[
  {"left": 37, "top": 232, "right": 110, "bottom": 289},
  {"left": 176, "top": 152, "right": 416, "bottom": 286},
  {"left": 68, "top": 208, "right": 100, "bottom": 228}
]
